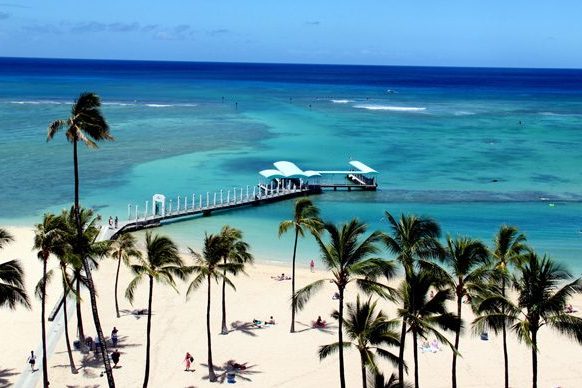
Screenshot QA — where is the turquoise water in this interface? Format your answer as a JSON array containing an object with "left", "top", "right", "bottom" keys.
[{"left": 1, "top": 59, "right": 581, "bottom": 270}]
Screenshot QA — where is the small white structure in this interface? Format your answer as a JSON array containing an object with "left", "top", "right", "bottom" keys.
[{"left": 152, "top": 194, "right": 166, "bottom": 217}]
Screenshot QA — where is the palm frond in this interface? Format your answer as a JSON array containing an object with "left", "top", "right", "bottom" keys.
[
  {"left": 318, "top": 341, "right": 351, "bottom": 360},
  {"left": 294, "top": 279, "right": 326, "bottom": 311}
]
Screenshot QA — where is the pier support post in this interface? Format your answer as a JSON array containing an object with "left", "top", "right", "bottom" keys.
[
  {"left": 199, "top": 194, "right": 202, "bottom": 209},
  {"left": 220, "top": 190, "right": 223, "bottom": 205},
  {"left": 177, "top": 196, "right": 181, "bottom": 212},
  {"left": 169, "top": 200, "right": 172, "bottom": 214},
  {"left": 214, "top": 192, "right": 217, "bottom": 206},
  {"left": 246, "top": 185, "right": 249, "bottom": 201},
  {"left": 252, "top": 186, "right": 256, "bottom": 200},
  {"left": 206, "top": 192, "right": 210, "bottom": 208},
  {"left": 240, "top": 188, "right": 243, "bottom": 203},
  {"left": 227, "top": 190, "right": 230, "bottom": 204},
  {"left": 185, "top": 196, "right": 188, "bottom": 211},
  {"left": 128, "top": 204, "right": 131, "bottom": 220},
  {"left": 145, "top": 201, "right": 149, "bottom": 220},
  {"left": 192, "top": 194, "right": 195, "bottom": 210},
  {"left": 135, "top": 205, "right": 139, "bottom": 222}
]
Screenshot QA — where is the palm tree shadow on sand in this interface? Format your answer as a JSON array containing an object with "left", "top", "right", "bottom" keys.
[
  {"left": 295, "top": 320, "right": 337, "bottom": 334},
  {"left": 119, "top": 308, "right": 151, "bottom": 319},
  {"left": 229, "top": 320, "right": 268, "bottom": 336},
  {"left": 199, "top": 359, "right": 261, "bottom": 383},
  {"left": 0, "top": 368, "right": 19, "bottom": 386}
]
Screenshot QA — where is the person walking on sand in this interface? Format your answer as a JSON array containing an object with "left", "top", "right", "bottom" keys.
[
  {"left": 310, "top": 259, "right": 315, "bottom": 272},
  {"left": 184, "top": 352, "right": 193, "bottom": 371},
  {"left": 114, "top": 216, "right": 118, "bottom": 228},
  {"left": 27, "top": 350, "right": 36, "bottom": 371},
  {"left": 111, "top": 349, "right": 121, "bottom": 367}
]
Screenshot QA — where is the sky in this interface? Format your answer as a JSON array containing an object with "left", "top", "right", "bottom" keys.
[{"left": 0, "top": 0, "right": 580, "bottom": 68}]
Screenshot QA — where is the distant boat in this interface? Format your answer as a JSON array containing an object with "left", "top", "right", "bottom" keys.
[{"left": 386, "top": 89, "right": 398, "bottom": 94}]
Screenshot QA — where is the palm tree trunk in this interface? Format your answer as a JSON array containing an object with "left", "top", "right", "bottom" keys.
[
  {"left": 73, "top": 138, "right": 115, "bottom": 387},
  {"left": 62, "top": 283, "right": 78, "bottom": 374},
  {"left": 115, "top": 252, "right": 122, "bottom": 318},
  {"left": 359, "top": 350, "right": 368, "bottom": 388},
  {"left": 338, "top": 287, "right": 346, "bottom": 388},
  {"left": 220, "top": 259, "right": 228, "bottom": 335},
  {"left": 531, "top": 329, "right": 538, "bottom": 388},
  {"left": 142, "top": 276, "right": 153, "bottom": 388},
  {"left": 412, "top": 328, "right": 419, "bottom": 388},
  {"left": 290, "top": 228, "right": 299, "bottom": 333},
  {"left": 41, "top": 255, "right": 49, "bottom": 388},
  {"left": 207, "top": 273, "right": 217, "bottom": 382},
  {"left": 452, "top": 295, "right": 462, "bottom": 388},
  {"left": 75, "top": 272, "right": 85, "bottom": 343},
  {"left": 398, "top": 320, "right": 407, "bottom": 387},
  {"left": 501, "top": 277, "right": 509, "bottom": 388}
]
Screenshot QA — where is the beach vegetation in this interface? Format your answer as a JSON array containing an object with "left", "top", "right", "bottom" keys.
[
  {"left": 0, "top": 228, "right": 30, "bottom": 310},
  {"left": 186, "top": 232, "right": 244, "bottom": 382},
  {"left": 320, "top": 295, "right": 401, "bottom": 388},
  {"left": 294, "top": 219, "right": 396, "bottom": 388},
  {"left": 368, "top": 372, "right": 412, "bottom": 388},
  {"left": 278, "top": 198, "right": 323, "bottom": 333},
  {"left": 47, "top": 92, "right": 115, "bottom": 386},
  {"left": 218, "top": 225, "right": 253, "bottom": 335},
  {"left": 108, "top": 232, "right": 142, "bottom": 318},
  {"left": 125, "top": 231, "right": 185, "bottom": 388}
]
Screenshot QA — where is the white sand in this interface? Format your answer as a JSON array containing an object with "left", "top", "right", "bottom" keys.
[{"left": 2, "top": 225, "right": 582, "bottom": 387}]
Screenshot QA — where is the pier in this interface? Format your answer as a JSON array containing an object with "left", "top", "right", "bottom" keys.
[{"left": 100, "top": 160, "right": 378, "bottom": 241}]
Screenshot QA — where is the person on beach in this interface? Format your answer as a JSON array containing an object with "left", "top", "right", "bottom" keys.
[
  {"left": 310, "top": 259, "right": 315, "bottom": 272},
  {"left": 114, "top": 216, "right": 118, "bottom": 228},
  {"left": 27, "top": 350, "right": 36, "bottom": 371},
  {"left": 111, "top": 349, "right": 120, "bottom": 367},
  {"left": 111, "top": 326, "right": 118, "bottom": 346},
  {"left": 184, "top": 352, "right": 193, "bottom": 371},
  {"left": 108, "top": 216, "right": 113, "bottom": 229}
]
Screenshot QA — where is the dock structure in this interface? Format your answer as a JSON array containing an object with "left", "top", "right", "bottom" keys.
[{"left": 101, "top": 160, "right": 378, "bottom": 241}]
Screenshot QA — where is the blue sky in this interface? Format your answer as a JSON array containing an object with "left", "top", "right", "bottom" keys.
[{"left": 0, "top": 0, "right": 580, "bottom": 68}]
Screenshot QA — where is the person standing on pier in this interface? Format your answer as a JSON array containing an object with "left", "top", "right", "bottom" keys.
[{"left": 114, "top": 216, "right": 118, "bottom": 229}]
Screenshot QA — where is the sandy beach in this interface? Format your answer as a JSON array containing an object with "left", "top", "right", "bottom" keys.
[{"left": 2, "top": 225, "right": 582, "bottom": 388}]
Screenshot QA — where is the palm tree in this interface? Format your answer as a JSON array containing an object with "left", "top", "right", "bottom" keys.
[
  {"left": 397, "top": 270, "right": 460, "bottom": 388},
  {"left": 295, "top": 219, "right": 396, "bottom": 388},
  {"left": 219, "top": 226, "right": 253, "bottom": 335},
  {"left": 368, "top": 372, "right": 412, "bottom": 388},
  {"left": 125, "top": 231, "right": 184, "bottom": 388},
  {"left": 47, "top": 92, "right": 115, "bottom": 387},
  {"left": 320, "top": 296, "right": 401, "bottom": 388},
  {"left": 381, "top": 212, "right": 443, "bottom": 385},
  {"left": 186, "top": 232, "right": 245, "bottom": 382},
  {"left": 109, "top": 233, "right": 141, "bottom": 318},
  {"left": 278, "top": 198, "right": 323, "bottom": 333},
  {"left": 34, "top": 214, "right": 67, "bottom": 387},
  {"left": 510, "top": 252, "right": 582, "bottom": 388},
  {"left": 0, "top": 228, "right": 30, "bottom": 310},
  {"left": 490, "top": 225, "right": 527, "bottom": 388},
  {"left": 441, "top": 236, "right": 489, "bottom": 388}
]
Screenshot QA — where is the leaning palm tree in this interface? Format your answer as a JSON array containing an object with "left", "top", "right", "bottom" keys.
[
  {"left": 381, "top": 212, "right": 443, "bottom": 385},
  {"left": 125, "top": 231, "right": 184, "bottom": 388},
  {"left": 186, "top": 232, "right": 243, "bottom": 382},
  {"left": 0, "top": 228, "right": 30, "bottom": 310},
  {"left": 34, "top": 214, "right": 67, "bottom": 387},
  {"left": 109, "top": 233, "right": 141, "bottom": 318},
  {"left": 295, "top": 219, "right": 396, "bottom": 388},
  {"left": 219, "top": 226, "right": 253, "bottom": 335},
  {"left": 47, "top": 92, "right": 115, "bottom": 387},
  {"left": 398, "top": 270, "right": 460, "bottom": 388},
  {"left": 320, "top": 296, "right": 401, "bottom": 388},
  {"left": 490, "top": 225, "right": 527, "bottom": 388},
  {"left": 279, "top": 198, "right": 323, "bottom": 333},
  {"left": 441, "top": 236, "right": 489, "bottom": 388},
  {"left": 510, "top": 252, "right": 582, "bottom": 388}
]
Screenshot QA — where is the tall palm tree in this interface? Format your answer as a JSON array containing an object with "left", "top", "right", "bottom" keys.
[
  {"left": 295, "top": 219, "right": 396, "bottom": 388},
  {"left": 186, "top": 232, "right": 243, "bottom": 382},
  {"left": 109, "top": 233, "right": 141, "bottom": 318},
  {"left": 0, "top": 228, "right": 30, "bottom": 310},
  {"left": 441, "top": 236, "right": 489, "bottom": 388},
  {"left": 320, "top": 296, "right": 401, "bottom": 388},
  {"left": 490, "top": 225, "right": 527, "bottom": 388},
  {"left": 125, "top": 231, "right": 184, "bottom": 388},
  {"left": 219, "top": 226, "right": 253, "bottom": 335},
  {"left": 397, "top": 270, "right": 460, "bottom": 388},
  {"left": 278, "top": 198, "right": 323, "bottom": 333},
  {"left": 510, "top": 252, "right": 582, "bottom": 388},
  {"left": 34, "top": 214, "right": 67, "bottom": 387},
  {"left": 381, "top": 212, "right": 443, "bottom": 385},
  {"left": 47, "top": 92, "right": 115, "bottom": 387}
]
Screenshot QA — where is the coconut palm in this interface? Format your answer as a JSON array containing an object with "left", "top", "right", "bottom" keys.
[
  {"left": 125, "top": 231, "right": 184, "bottom": 388},
  {"left": 490, "top": 225, "right": 527, "bottom": 388},
  {"left": 219, "top": 225, "right": 253, "bottom": 335},
  {"left": 441, "top": 236, "right": 489, "bottom": 388},
  {"left": 109, "top": 233, "right": 141, "bottom": 318},
  {"left": 47, "top": 92, "right": 115, "bottom": 387},
  {"left": 278, "top": 198, "right": 323, "bottom": 333},
  {"left": 34, "top": 214, "right": 67, "bottom": 387},
  {"left": 397, "top": 270, "right": 460, "bottom": 388},
  {"left": 510, "top": 252, "right": 582, "bottom": 388},
  {"left": 186, "top": 232, "right": 244, "bottom": 382},
  {"left": 320, "top": 296, "right": 401, "bottom": 388},
  {"left": 381, "top": 212, "right": 443, "bottom": 385},
  {"left": 368, "top": 372, "right": 412, "bottom": 388},
  {"left": 295, "top": 219, "right": 396, "bottom": 388},
  {"left": 0, "top": 228, "right": 30, "bottom": 310}
]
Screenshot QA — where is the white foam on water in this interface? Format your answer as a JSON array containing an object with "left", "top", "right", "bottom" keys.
[
  {"left": 145, "top": 104, "right": 172, "bottom": 108},
  {"left": 331, "top": 99, "right": 352, "bottom": 104},
  {"left": 9, "top": 100, "right": 64, "bottom": 105},
  {"left": 454, "top": 111, "right": 476, "bottom": 116},
  {"left": 353, "top": 104, "right": 426, "bottom": 112}
]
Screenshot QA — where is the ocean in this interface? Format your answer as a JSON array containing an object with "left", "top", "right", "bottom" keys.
[{"left": 1, "top": 57, "right": 581, "bottom": 270}]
